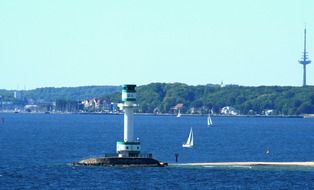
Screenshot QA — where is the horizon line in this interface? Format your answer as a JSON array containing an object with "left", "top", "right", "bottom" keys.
[{"left": 1, "top": 83, "right": 311, "bottom": 91}]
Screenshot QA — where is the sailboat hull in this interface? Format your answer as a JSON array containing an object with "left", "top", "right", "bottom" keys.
[{"left": 182, "top": 144, "right": 193, "bottom": 148}]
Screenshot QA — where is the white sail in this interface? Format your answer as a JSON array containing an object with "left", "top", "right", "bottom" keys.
[
  {"left": 190, "top": 129, "right": 193, "bottom": 146},
  {"left": 177, "top": 110, "right": 181, "bottom": 117},
  {"left": 207, "top": 114, "right": 213, "bottom": 126},
  {"left": 177, "top": 109, "right": 181, "bottom": 117},
  {"left": 182, "top": 128, "right": 193, "bottom": 148}
]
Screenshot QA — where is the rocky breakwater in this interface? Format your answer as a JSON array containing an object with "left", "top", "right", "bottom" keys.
[{"left": 75, "top": 156, "right": 168, "bottom": 167}]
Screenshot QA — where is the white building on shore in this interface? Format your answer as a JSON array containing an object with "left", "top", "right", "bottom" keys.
[{"left": 221, "top": 106, "right": 239, "bottom": 115}]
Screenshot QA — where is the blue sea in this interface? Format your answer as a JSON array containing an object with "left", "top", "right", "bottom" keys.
[{"left": 0, "top": 113, "right": 314, "bottom": 189}]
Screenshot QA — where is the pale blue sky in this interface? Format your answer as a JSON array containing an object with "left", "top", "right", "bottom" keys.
[{"left": 0, "top": 0, "right": 313, "bottom": 89}]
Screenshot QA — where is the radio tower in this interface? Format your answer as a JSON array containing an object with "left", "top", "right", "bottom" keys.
[{"left": 299, "top": 27, "right": 311, "bottom": 86}]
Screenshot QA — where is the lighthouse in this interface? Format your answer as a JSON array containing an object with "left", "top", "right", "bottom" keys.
[
  {"left": 116, "top": 84, "right": 141, "bottom": 157},
  {"left": 77, "top": 84, "right": 166, "bottom": 166}
]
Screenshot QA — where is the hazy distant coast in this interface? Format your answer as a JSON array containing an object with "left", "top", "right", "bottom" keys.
[
  {"left": 1, "top": 83, "right": 314, "bottom": 117},
  {"left": 0, "top": 110, "right": 306, "bottom": 119}
]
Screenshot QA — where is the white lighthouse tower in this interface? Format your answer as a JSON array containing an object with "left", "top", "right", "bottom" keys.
[
  {"left": 116, "top": 84, "right": 141, "bottom": 157},
  {"left": 77, "top": 84, "right": 167, "bottom": 166}
]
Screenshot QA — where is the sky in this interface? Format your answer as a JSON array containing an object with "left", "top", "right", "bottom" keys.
[{"left": 0, "top": 0, "right": 313, "bottom": 90}]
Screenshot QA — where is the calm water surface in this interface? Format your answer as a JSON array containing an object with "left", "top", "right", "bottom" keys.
[{"left": 0, "top": 113, "right": 314, "bottom": 189}]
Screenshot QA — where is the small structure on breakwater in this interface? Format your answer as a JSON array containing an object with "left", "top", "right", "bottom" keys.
[{"left": 76, "top": 84, "right": 167, "bottom": 167}]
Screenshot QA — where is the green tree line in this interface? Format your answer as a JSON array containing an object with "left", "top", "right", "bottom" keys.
[
  {"left": 2, "top": 83, "right": 314, "bottom": 115},
  {"left": 0, "top": 86, "right": 120, "bottom": 102},
  {"left": 123, "top": 83, "right": 314, "bottom": 115}
]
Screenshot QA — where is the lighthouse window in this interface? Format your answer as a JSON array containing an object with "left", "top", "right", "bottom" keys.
[
  {"left": 126, "top": 146, "right": 129, "bottom": 149},
  {"left": 137, "top": 146, "right": 139, "bottom": 149}
]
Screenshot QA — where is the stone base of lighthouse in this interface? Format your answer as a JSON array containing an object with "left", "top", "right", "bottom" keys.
[
  {"left": 76, "top": 156, "right": 167, "bottom": 167},
  {"left": 75, "top": 140, "right": 167, "bottom": 167}
]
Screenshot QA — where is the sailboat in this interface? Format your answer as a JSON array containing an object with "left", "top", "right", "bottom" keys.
[
  {"left": 182, "top": 128, "right": 193, "bottom": 148},
  {"left": 177, "top": 109, "right": 181, "bottom": 117},
  {"left": 207, "top": 114, "right": 213, "bottom": 127}
]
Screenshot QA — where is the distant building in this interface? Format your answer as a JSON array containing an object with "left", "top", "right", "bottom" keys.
[
  {"left": 81, "top": 98, "right": 119, "bottom": 113},
  {"left": 221, "top": 106, "right": 239, "bottom": 115},
  {"left": 263, "top": 109, "right": 276, "bottom": 116},
  {"left": 102, "top": 101, "right": 119, "bottom": 113},
  {"left": 1, "top": 101, "right": 14, "bottom": 111},
  {"left": 24, "top": 105, "right": 38, "bottom": 112},
  {"left": 174, "top": 103, "right": 184, "bottom": 110},
  {"left": 102, "top": 100, "right": 111, "bottom": 111},
  {"left": 82, "top": 98, "right": 101, "bottom": 111},
  {"left": 171, "top": 103, "right": 184, "bottom": 114},
  {"left": 248, "top": 109, "right": 256, "bottom": 115},
  {"left": 111, "top": 103, "right": 118, "bottom": 113},
  {"left": 189, "top": 107, "right": 196, "bottom": 114},
  {"left": 14, "top": 91, "right": 23, "bottom": 100}
]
